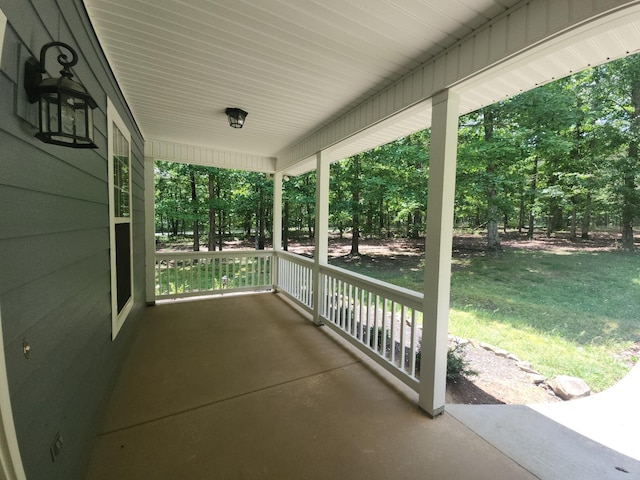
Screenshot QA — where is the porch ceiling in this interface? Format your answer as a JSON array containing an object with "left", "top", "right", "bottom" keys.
[
  {"left": 82, "top": 0, "right": 519, "bottom": 155},
  {"left": 82, "top": 1, "right": 640, "bottom": 174}
]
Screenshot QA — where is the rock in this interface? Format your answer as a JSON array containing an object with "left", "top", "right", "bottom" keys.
[
  {"left": 517, "top": 361, "right": 538, "bottom": 374},
  {"left": 547, "top": 375, "right": 591, "bottom": 400},
  {"left": 507, "top": 353, "right": 521, "bottom": 362},
  {"left": 480, "top": 342, "right": 510, "bottom": 357},
  {"left": 528, "top": 373, "right": 546, "bottom": 385}
]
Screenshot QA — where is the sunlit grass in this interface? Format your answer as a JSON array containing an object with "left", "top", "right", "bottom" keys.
[{"left": 448, "top": 309, "right": 631, "bottom": 392}]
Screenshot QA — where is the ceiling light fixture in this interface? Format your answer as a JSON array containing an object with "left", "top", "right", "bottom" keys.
[
  {"left": 24, "top": 41, "right": 98, "bottom": 148},
  {"left": 225, "top": 108, "right": 248, "bottom": 129}
]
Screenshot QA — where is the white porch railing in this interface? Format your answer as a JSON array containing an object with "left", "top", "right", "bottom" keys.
[
  {"left": 153, "top": 249, "right": 422, "bottom": 391},
  {"left": 275, "top": 251, "right": 315, "bottom": 312},
  {"left": 317, "top": 264, "right": 422, "bottom": 391},
  {"left": 154, "top": 250, "right": 273, "bottom": 299}
]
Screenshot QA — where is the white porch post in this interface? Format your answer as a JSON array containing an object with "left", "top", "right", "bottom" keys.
[
  {"left": 313, "top": 151, "right": 329, "bottom": 325},
  {"left": 272, "top": 172, "right": 283, "bottom": 289},
  {"left": 419, "top": 89, "right": 460, "bottom": 417},
  {"left": 144, "top": 155, "right": 156, "bottom": 305}
]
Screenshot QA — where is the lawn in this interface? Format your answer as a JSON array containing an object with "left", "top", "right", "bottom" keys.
[{"left": 329, "top": 238, "right": 640, "bottom": 392}]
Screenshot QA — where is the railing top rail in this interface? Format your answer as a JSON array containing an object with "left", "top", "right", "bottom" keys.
[
  {"left": 274, "top": 250, "right": 314, "bottom": 266},
  {"left": 319, "top": 263, "right": 423, "bottom": 310},
  {"left": 156, "top": 249, "right": 274, "bottom": 259}
]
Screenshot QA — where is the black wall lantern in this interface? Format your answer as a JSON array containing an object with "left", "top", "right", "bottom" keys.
[
  {"left": 225, "top": 108, "right": 248, "bottom": 129},
  {"left": 24, "top": 42, "right": 98, "bottom": 148}
]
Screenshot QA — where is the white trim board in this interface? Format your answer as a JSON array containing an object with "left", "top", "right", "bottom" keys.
[
  {"left": 0, "top": 9, "right": 27, "bottom": 479},
  {"left": 0, "top": 9, "right": 6, "bottom": 61}
]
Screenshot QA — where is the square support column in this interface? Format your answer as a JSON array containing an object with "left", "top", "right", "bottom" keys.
[
  {"left": 272, "top": 172, "right": 283, "bottom": 289},
  {"left": 419, "top": 89, "right": 460, "bottom": 417},
  {"left": 313, "top": 151, "right": 329, "bottom": 325},
  {"left": 272, "top": 172, "right": 283, "bottom": 251},
  {"left": 144, "top": 156, "right": 156, "bottom": 305}
]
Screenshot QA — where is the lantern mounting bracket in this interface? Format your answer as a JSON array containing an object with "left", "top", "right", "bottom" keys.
[{"left": 24, "top": 42, "right": 78, "bottom": 103}]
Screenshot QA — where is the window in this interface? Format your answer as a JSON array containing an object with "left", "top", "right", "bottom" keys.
[{"left": 108, "top": 99, "right": 133, "bottom": 339}]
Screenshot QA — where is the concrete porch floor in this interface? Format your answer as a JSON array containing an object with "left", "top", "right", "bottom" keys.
[{"left": 84, "top": 293, "right": 636, "bottom": 479}]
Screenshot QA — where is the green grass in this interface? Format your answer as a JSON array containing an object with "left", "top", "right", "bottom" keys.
[{"left": 331, "top": 249, "right": 640, "bottom": 392}]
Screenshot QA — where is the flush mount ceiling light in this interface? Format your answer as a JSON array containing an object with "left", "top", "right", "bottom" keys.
[
  {"left": 24, "top": 41, "right": 98, "bottom": 148},
  {"left": 225, "top": 108, "right": 248, "bottom": 129}
]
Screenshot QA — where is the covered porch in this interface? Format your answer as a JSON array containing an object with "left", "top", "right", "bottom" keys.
[
  {"left": 3, "top": 1, "right": 640, "bottom": 479},
  {"left": 84, "top": 293, "right": 636, "bottom": 479}
]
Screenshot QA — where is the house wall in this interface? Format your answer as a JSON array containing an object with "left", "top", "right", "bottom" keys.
[{"left": 0, "top": 1, "right": 146, "bottom": 479}]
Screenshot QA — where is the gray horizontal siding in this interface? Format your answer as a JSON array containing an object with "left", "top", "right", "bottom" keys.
[{"left": 0, "top": 0, "right": 146, "bottom": 479}]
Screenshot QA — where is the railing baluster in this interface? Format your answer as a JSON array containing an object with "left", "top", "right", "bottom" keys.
[
  {"left": 410, "top": 309, "right": 417, "bottom": 377},
  {"left": 358, "top": 288, "right": 364, "bottom": 341},
  {"left": 400, "top": 304, "right": 406, "bottom": 370},
  {"left": 391, "top": 301, "right": 397, "bottom": 363}
]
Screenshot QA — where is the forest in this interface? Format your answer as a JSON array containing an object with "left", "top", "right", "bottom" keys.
[{"left": 154, "top": 55, "right": 640, "bottom": 252}]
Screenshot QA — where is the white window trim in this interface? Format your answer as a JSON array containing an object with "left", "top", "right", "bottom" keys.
[
  {"left": 107, "top": 98, "right": 133, "bottom": 340},
  {"left": 0, "top": 9, "right": 27, "bottom": 479}
]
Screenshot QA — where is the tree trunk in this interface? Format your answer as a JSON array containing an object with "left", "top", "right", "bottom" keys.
[
  {"left": 581, "top": 192, "right": 591, "bottom": 239},
  {"left": 378, "top": 198, "right": 384, "bottom": 237},
  {"left": 411, "top": 209, "right": 421, "bottom": 239},
  {"left": 622, "top": 77, "right": 640, "bottom": 250},
  {"left": 518, "top": 193, "right": 525, "bottom": 233},
  {"left": 207, "top": 172, "right": 216, "bottom": 251},
  {"left": 217, "top": 183, "right": 223, "bottom": 250},
  {"left": 257, "top": 184, "right": 265, "bottom": 250},
  {"left": 189, "top": 167, "right": 200, "bottom": 251},
  {"left": 283, "top": 197, "right": 289, "bottom": 251},
  {"left": 483, "top": 107, "right": 501, "bottom": 252},
  {"left": 528, "top": 157, "right": 538, "bottom": 240},
  {"left": 621, "top": 148, "right": 636, "bottom": 250},
  {"left": 547, "top": 173, "right": 564, "bottom": 236},
  {"left": 350, "top": 156, "right": 361, "bottom": 255},
  {"left": 570, "top": 199, "right": 577, "bottom": 241}
]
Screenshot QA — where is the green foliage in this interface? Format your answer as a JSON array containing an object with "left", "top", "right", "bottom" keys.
[{"left": 446, "top": 341, "right": 478, "bottom": 383}]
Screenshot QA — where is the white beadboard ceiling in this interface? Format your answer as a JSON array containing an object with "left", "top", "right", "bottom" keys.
[{"left": 83, "top": 0, "right": 640, "bottom": 173}]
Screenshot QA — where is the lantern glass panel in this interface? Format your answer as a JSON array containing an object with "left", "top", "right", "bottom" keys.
[
  {"left": 75, "top": 104, "right": 87, "bottom": 139},
  {"left": 87, "top": 108, "right": 94, "bottom": 142},
  {"left": 40, "top": 92, "right": 59, "bottom": 135},
  {"left": 61, "top": 93, "right": 75, "bottom": 137}
]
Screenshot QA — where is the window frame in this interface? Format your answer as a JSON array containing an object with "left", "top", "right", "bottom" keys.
[{"left": 107, "top": 98, "right": 134, "bottom": 340}]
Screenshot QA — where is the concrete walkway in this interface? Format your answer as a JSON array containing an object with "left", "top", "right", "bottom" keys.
[
  {"left": 447, "top": 362, "right": 640, "bottom": 479},
  {"left": 532, "top": 361, "right": 640, "bottom": 461}
]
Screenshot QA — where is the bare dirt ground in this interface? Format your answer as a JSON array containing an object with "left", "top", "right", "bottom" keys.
[{"left": 445, "top": 342, "right": 562, "bottom": 405}]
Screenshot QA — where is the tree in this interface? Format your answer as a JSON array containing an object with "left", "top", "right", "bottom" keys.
[
  {"left": 591, "top": 55, "right": 640, "bottom": 250},
  {"left": 189, "top": 166, "right": 200, "bottom": 251},
  {"left": 348, "top": 154, "right": 362, "bottom": 255}
]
